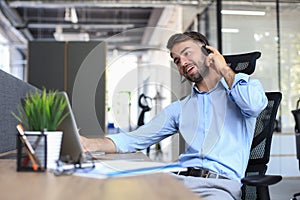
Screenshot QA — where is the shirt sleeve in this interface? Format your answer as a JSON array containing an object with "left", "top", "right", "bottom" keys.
[
  {"left": 106, "top": 102, "right": 180, "bottom": 153},
  {"left": 222, "top": 73, "right": 268, "bottom": 117}
]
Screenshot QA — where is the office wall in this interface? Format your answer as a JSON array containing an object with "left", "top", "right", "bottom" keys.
[{"left": 27, "top": 41, "right": 106, "bottom": 136}]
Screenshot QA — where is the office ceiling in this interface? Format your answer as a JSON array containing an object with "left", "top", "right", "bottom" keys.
[
  {"left": 1, "top": 0, "right": 187, "bottom": 51},
  {"left": 1, "top": 0, "right": 300, "bottom": 52}
]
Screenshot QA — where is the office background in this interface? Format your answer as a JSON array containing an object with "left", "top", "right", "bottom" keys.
[{"left": 0, "top": 0, "right": 299, "bottom": 178}]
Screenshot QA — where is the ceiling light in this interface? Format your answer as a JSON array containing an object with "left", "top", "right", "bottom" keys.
[
  {"left": 222, "top": 28, "right": 239, "bottom": 33},
  {"left": 54, "top": 32, "right": 89, "bottom": 41},
  {"left": 64, "top": 8, "right": 70, "bottom": 21},
  {"left": 64, "top": 7, "right": 78, "bottom": 24},
  {"left": 221, "top": 10, "right": 266, "bottom": 16},
  {"left": 27, "top": 23, "right": 134, "bottom": 29},
  {"left": 70, "top": 7, "right": 78, "bottom": 23}
]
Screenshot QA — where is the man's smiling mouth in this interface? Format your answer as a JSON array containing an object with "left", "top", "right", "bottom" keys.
[{"left": 185, "top": 65, "right": 196, "bottom": 74}]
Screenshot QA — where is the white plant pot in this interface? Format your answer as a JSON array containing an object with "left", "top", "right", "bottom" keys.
[{"left": 25, "top": 131, "right": 63, "bottom": 170}]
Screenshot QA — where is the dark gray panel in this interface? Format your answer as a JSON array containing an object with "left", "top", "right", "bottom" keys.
[
  {"left": 0, "top": 69, "right": 37, "bottom": 153},
  {"left": 67, "top": 42, "right": 106, "bottom": 136},
  {"left": 66, "top": 41, "right": 100, "bottom": 98},
  {"left": 27, "top": 41, "right": 107, "bottom": 136},
  {"left": 28, "top": 41, "right": 65, "bottom": 91}
]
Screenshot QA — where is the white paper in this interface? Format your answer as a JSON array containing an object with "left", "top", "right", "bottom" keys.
[{"left": 73, "top": 160, "right": 187, "bottom": 179}]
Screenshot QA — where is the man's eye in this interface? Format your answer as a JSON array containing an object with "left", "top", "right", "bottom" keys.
[
  {"left": 174, "top": 58, "right": 179, "bottom": 65},
  {"left": 184, "top": 50, "right": 191, "bottom": 56}
]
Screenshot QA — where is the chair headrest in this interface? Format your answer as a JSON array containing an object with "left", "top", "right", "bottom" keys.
[{"left": 224, "top": 51, "right": 261, "bottom": 75}]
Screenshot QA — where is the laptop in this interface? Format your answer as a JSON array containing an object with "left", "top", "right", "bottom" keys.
[{"left": 57, "top": 91, "right": 100, "bottom": 164}]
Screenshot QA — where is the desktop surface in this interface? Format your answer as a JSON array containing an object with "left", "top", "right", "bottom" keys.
[{"left": 0, "top": 152, "right": 200, "bottom": 200}]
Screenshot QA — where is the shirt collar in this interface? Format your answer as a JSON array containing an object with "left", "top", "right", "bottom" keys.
[{"left": 192, "top": 80, "right": 225, "bottom": 95}]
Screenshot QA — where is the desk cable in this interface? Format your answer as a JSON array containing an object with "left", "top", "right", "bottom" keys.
[{"left": 53, "top": 151, "right": 95, "bottom": 176}]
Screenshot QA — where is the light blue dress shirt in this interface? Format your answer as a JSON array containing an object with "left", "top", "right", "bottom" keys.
[{"left": 107, "top": 73, "right": 267, "bottom": 181}]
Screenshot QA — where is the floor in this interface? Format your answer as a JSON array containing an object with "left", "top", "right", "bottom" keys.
[{"left": 269, "top": 177, "right": 300, "bottom": 200}]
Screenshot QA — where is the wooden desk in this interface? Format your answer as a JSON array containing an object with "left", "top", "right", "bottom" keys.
[{"left": 0, "top": 153, "right": 200, "bottom": 200}]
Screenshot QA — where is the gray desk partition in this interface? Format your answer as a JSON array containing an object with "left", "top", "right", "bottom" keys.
[
  {"left": 0, "top": 69, "right": 37, "bottom": 153},
  {"left": 28, "top": 41, "right": 107, "bottom": 136}
]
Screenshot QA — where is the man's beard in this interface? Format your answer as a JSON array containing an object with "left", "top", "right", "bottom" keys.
[{"left": 184, "top": 64, "right": 208, "bottom": 83}]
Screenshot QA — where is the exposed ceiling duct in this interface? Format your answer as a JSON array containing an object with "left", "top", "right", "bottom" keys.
[
  {"left": 1, "top": 1, "right": 169, "bottom": 50},
  {"left": 1, "top": 0, "right": 299, "bottom": 52}
]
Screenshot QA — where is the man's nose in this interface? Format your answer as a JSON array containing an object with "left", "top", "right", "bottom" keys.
[{"left": 179, "top": 56, "right": 189, "bottom": 67}]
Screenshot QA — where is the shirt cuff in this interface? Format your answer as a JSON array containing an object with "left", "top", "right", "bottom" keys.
[
  {"left": 221, "top": 73, "right": 250, "bottom": 90},
  {"left": 232, "top": 73, "right": 250, "bottom": 87},
  {"left": 106, "top": 132, "right": 136, "bottom": 153}
]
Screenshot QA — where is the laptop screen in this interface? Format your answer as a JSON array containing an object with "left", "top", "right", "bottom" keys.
[{"left": 57, "top": 92, "right": 85, "bottom": 164}]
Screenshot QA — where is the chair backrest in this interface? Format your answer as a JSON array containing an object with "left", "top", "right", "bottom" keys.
[
  {"left": 224, "top": 51, "right": 261, "bottom": 75},
  {"left": 242, "top": 92, "right": 282, "bottom": 200},
  {"left": 292, "top": 107, "right": 300, "bottom": 133},
  {"left": 291, "top": 102, "right": 300, "bottom": 168},
  {"left": 223, "top": 52, "right": 283, "bottom": 199}
]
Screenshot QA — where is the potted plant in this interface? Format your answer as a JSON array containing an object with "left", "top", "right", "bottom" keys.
[{"left": 12, "top": 88, "right": 69, "bottom": 170}]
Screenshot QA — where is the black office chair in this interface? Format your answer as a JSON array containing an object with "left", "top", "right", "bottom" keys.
[
  {"left": 137, "top": 94, "right": 155, "bottom": 156},
  {"left": 291, "top": 99, "right": 300, "bottom": 200},
  {"left": 241, "top": 92, "right": 282, "bottom": 200},
  {"left": 224, "top": 51, "right": 261, "bottom": 75},
  {"left": 224, "top": 52, "right": 282, "bottom": 200}
]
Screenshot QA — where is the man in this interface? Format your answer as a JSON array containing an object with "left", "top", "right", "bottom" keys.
[{"left": 81, "top": 31, "right": 267, "bottom": 200}]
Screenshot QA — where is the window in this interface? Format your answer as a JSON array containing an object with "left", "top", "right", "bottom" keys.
[
  {"left": 0, "top": 33, "right": 10, "bottom": 73},
  {"left": 222, "top": 3, "right": 300, "bottom": 132}
]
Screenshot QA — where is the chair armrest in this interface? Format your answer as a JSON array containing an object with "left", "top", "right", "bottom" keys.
[{"left": 241, "top": 175, "right": 282, "bottom": 187}]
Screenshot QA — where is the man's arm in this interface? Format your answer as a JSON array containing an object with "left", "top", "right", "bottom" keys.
[
  {"left": 80, "top": 101, "right": 180, "bottom": 154},
  {"left": 219, "top": 65, "right": 235, "bottom": 89},
  {"left": 205, "top": 46, "right": 267, "bottom": 117},
  {"left": 80, "top": 136, "right": 117, "bottom": 153}
]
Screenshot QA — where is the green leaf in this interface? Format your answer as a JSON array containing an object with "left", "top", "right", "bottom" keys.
[{"left": 12, "top": 88, "right": 70, "bottom": 131}]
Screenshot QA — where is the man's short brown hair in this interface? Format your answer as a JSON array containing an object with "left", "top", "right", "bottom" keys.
[{"left": 166, "top": 31, "right": 209, "bottom": 51}]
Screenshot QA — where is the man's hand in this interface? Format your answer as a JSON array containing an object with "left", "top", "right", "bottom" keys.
[
  {"left": 205, "top": 45, "right": 235, "bottom": 89},
  {"left": 80, "top": 136, "right": 117, "bottom": 153}
]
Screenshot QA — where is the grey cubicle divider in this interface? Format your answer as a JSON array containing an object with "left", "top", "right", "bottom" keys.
[
  {"left": 67, "top": 41, "right": 107, "bottom": 136},
  {"left": 27, "top": 41, "right": 106, "bottom": 136},
  {"left": 27, "top": 41, "right": 66, "bottom": 92},
  {"left": 0, "top": 69, "right": 37, "bottom": 153}
]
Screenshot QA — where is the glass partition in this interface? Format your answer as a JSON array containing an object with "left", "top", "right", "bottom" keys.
[
  {"left": 279, "top": 4, "right": 300, "bottom": 132},
  {"left": 194, "top": 2, "right": 300, "bottom": 132},
  {"left": 0, "top": 34, "right": 10, "bottom": 73}
]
